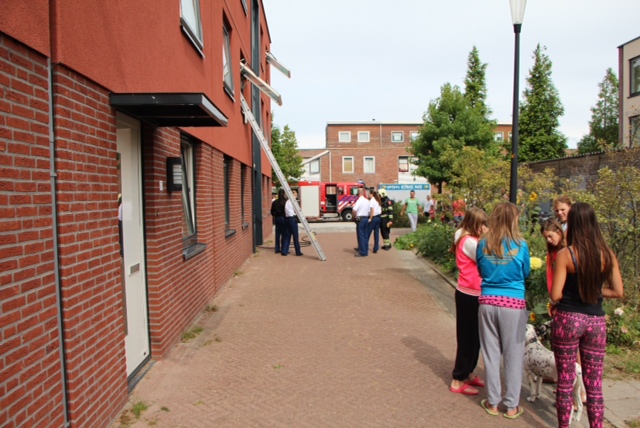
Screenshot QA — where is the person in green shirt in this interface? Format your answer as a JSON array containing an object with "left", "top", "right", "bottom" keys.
[{"left": 401, "top": 190, "right": 424, "bottom": 232}]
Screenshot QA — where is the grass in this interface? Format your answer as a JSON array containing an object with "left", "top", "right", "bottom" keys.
[
  {"left": 131, "top": 401, "right": 149, "bottom": 419},
  {"left": 181, "top": 326, "right": 204, "bottom": 343},
  {"left": 604, "top": 344, "right": 640, "bottom": 380},
  {"left": 204, "top": 304, "right": 218, "bottom": 313},
  {"left": 118, "top": 400, "right": 149, "bottom": 426}
]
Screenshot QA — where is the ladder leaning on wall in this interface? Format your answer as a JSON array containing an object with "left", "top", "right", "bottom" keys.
[{"left": 240, "top": 94, "right": 327, "bottom": 261}]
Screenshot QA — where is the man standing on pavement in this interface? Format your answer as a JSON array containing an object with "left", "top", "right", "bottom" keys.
[
  {"left": 379, "top": 189, "right": 394, "bottom": 250},
  {"left": 353, "top": 187, "right": 371, "bottom": 257},
  {"left": 401, "top": 190, "right": 423, "bottom": 232}
]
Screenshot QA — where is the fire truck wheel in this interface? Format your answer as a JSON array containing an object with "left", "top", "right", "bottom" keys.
[{"left": 341, "top": 210, "right": 353, "bottom": 222}]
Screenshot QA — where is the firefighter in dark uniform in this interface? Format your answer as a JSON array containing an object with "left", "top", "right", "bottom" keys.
[{"left": 379, "top": 188, "right": 394, "bottom": 250}]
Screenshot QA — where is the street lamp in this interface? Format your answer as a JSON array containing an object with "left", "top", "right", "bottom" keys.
[{"left": 509, "top": 0, "right": 527, "bottom": 204}]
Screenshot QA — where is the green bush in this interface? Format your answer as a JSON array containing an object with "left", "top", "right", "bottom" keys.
[{"left": 395, "top": 222, "right": 456, "bottom": 273}]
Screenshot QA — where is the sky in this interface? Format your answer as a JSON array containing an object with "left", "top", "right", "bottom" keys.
[{"left": 262, "top": 0, "right": 639, "bottom": 150}]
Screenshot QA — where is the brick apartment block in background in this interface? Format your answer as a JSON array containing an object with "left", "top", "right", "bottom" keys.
[
  {"left": 299, "top": 121, "right": 512, "bottom": 187},
  {"left": 1, "top": 1, "right": 279, "bottom": 426}
]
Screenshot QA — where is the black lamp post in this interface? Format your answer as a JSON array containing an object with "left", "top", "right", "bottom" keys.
[{"left": 509, "top": 0, "right": 527, "bottom": 204}]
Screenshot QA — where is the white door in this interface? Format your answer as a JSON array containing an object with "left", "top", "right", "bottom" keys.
[{"left": 116, "top": 114, "right": 150, "bottom": 376}]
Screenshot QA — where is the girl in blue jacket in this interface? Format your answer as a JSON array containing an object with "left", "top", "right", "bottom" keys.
[{"left": 476, "top": 202, "right": 530, "bottom": 419}]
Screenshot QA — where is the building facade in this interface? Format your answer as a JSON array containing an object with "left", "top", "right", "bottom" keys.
[
  {"left": 1, "top": 1, "right": 279, "bottom": 426},
  {"left": 299, "top": 121, "right": 512, "bottom": 188},
  {"left": 619, "top": 35, "right": 640, "bottom": 147}
]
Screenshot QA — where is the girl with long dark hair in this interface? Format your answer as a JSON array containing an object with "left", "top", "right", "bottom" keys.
[{"left": 550, "top": 202, "right": 623, "bottom": 427}]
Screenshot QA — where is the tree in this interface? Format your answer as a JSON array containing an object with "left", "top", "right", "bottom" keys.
[
  {"left": 410, "top": 83, "right": 496, "bottom": 193},
  {"left": 518, "top": 44, "right": 567, "bottom": 162},
  {"left": 464, "top": 46, "right": 491, "bottom": 121},
  {"left": 271, "top": 123, "right": 304, "bottom": 188},
  {"left": 578, "top": 68, "right": 620, "bottom": 154}
]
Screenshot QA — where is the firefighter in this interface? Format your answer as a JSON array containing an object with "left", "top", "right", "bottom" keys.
[{"left": 379, "top": 188, "right": 394, "bottom": 251}]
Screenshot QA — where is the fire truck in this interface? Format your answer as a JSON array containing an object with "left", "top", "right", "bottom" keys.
[{"left": 295, "top": 181, "right": 364, "bottom": 221}]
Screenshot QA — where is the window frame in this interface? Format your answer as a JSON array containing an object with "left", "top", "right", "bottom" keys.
[
  {"left": 338, "top": 131, "right": 351, "bottom": 143},
  {"left": 180, "top": 0, "right": 204, "bottom": 54},
  {"left": 630, "top": 115, "right": 640, "bottom": 147},
  {"left": 410, "top": 131, "right": 419, "bottom": 142},
  {"left": 224, "top": 156, "right": 231, "bottom": 228},
  {"left": 223, "top": 25, "right": 235, "bottom": 98},
  {"left": 309, "top": 159, "right": 320, "bottom": 174},
  {"left": 342, "top": 156, "right": 354, "bottom": 174},
  {"left": 398, "top": 156, "right": 409, "bottom": 173},
  {"left": 494, "top": 131, "right": 505, "bottom": 142},
  {"left": 181, "top": 140, "right": 197, "bottom": 245},
  {"left": 363, "top": 156, "right": 375, "bottom": 174},
  {"left": 631, "top": 55, "right": 640, "bottom": 97},
  {"left": 357, "top": 131, "right": 370, "bottom": 143},
  {"left": 391, "top": 131, "right": 404, "bottom": 143},
  {"left": 179, "top": 136, "right": 206, "bottom": 259}
]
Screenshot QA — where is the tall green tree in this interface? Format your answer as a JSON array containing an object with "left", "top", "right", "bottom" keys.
[
  {"left": 518, "top": 44, "right": 567, "bottom": 162},
  {"left": 578, "top": 68, "right": 620, "bottom": 154},
  {"left": 410, "top": 83, "right": 496, "bottom": 193},
  {"left": 464, "top": 46, "right": 491, "bottom": 121},
  {"left": 271, "top": 123, "right": 304, "bottom": 188}
]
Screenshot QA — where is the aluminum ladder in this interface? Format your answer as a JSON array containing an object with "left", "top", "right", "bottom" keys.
[{"left": 240, "top": 94, "right": 327, "bottom": 261}]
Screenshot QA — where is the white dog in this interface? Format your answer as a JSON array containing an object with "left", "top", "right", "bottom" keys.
[{"left": 524, "top": 324, "right": 585, "bottom": 422}]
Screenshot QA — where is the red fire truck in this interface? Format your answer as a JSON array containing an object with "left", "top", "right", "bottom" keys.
[{"left": 295, "top": 181, "right": 364, "bottom": 221}]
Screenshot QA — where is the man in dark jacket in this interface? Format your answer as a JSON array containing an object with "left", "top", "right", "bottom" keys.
[{"left": 379, "top": 188, "right": 394, "bottom": 251}]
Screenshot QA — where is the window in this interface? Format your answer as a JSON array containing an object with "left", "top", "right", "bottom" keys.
[
  {"left": 508, "top": 132, "right": 513, "bottom": 142},
  {"left": 181, "top": 140, "right": 196, "bottom": 241},
  {"left": 223, "top": 25, "right": 235, "bottom": 96},
  {"left": 391, "top": 131, "right": 404, "bottom": 143},
  {"left": 410, "top": 131, "right": 419, "bottom": 142},
  {"left": 309, "top": 159, "right": 320, "bottom": 174},
  {"left": 241, "top": 165, "right": 247, "bottom": 222},
  {"left": 363, "top": 157, "right": 375, "bottom": 173},
  {"left": 398, "top": 156, "right": 409, "bottom": 172},
  {"left": 342, "top": 156, "right": 354, "bottom": 173},
  {"left": 180, "top": 0, "right": 203, "bottom": 52},
  {"left": 631, "top": 116, "right": 640, "bottom": 147},
  {"left": 494, "top": 132, "right": 504, "bottom": 142},
  {"left": 240, "top": 0, "right": 248, "bottom": 14},
  {"left": 224, "top": 156, "right": 231, "bottom": 227},
  {"left": 631, "top": 56, "right": 640, "bottom": 96},
  {"left": 180, "top": 136, "right": 206, "bottom": 259},
  {"left": 338, "top": 131, "right": 351, "bottom": 143},
  {"left": 357, "top": 131, "right": 370, "bottom": 143}
]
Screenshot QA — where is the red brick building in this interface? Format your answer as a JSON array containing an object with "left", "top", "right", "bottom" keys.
[
  {"left": 1, "top": 1, "right": 278, "bottom": 426},
  {"left": 299, "top": 122, "right": 512, "bottom": 188}
]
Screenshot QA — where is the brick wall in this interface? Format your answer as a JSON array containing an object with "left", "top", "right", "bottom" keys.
[
  {"left": 142, "top": 128, "right": 254, "bottom": 358},
  {"left": 0, "top": 34, "right": 66, "bottom": 427},
  {"left": 52, "top": 64, "right": 128, "bottom": 426}
]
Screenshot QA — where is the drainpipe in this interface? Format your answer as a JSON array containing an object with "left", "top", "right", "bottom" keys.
[{"left": 47, "top": 57, "right": 71, "bottom": 428}]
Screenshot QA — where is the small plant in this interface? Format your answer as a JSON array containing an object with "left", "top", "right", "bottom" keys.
[
  {"left": 181, "top": 326, "right": 204, "bottom": 342},
  {"left": 273, "top": 364, "right": 283, "bottom": 369},
  {"left": 131, "top": 400, "right": 149, "bottom": 419},
  {"left": 160, "top": 406, "right": 170, "bottom": 412},
  {"left": 205, "top": 304, "right": 218, "bottom": 313}
]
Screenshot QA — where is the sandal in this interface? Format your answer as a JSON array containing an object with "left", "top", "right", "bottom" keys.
[
  {"left": 465, "top": 376, "right": 485, "bottom": 388},
  {"left": 503, "top": 406, "right": 524, "bottom": 419},
  {"left": 449, "top": 383, "right": 479, "bottom": 395},
  {"left": 480, "top": 399, "right": 499, "bottom": 416}
]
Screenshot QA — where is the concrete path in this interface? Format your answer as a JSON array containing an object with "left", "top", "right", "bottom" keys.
[{"left": 112, "top": 227, "right": 639, "bottom": 428}]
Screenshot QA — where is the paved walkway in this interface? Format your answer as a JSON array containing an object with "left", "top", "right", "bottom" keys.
[{"left": 113, "top": 227, "right": 639, "bottom": 428}]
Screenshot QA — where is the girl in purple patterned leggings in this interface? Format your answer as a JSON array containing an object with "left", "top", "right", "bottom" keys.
[{"left": 549, "top": 203, "right": 624, "bottom": 428}]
